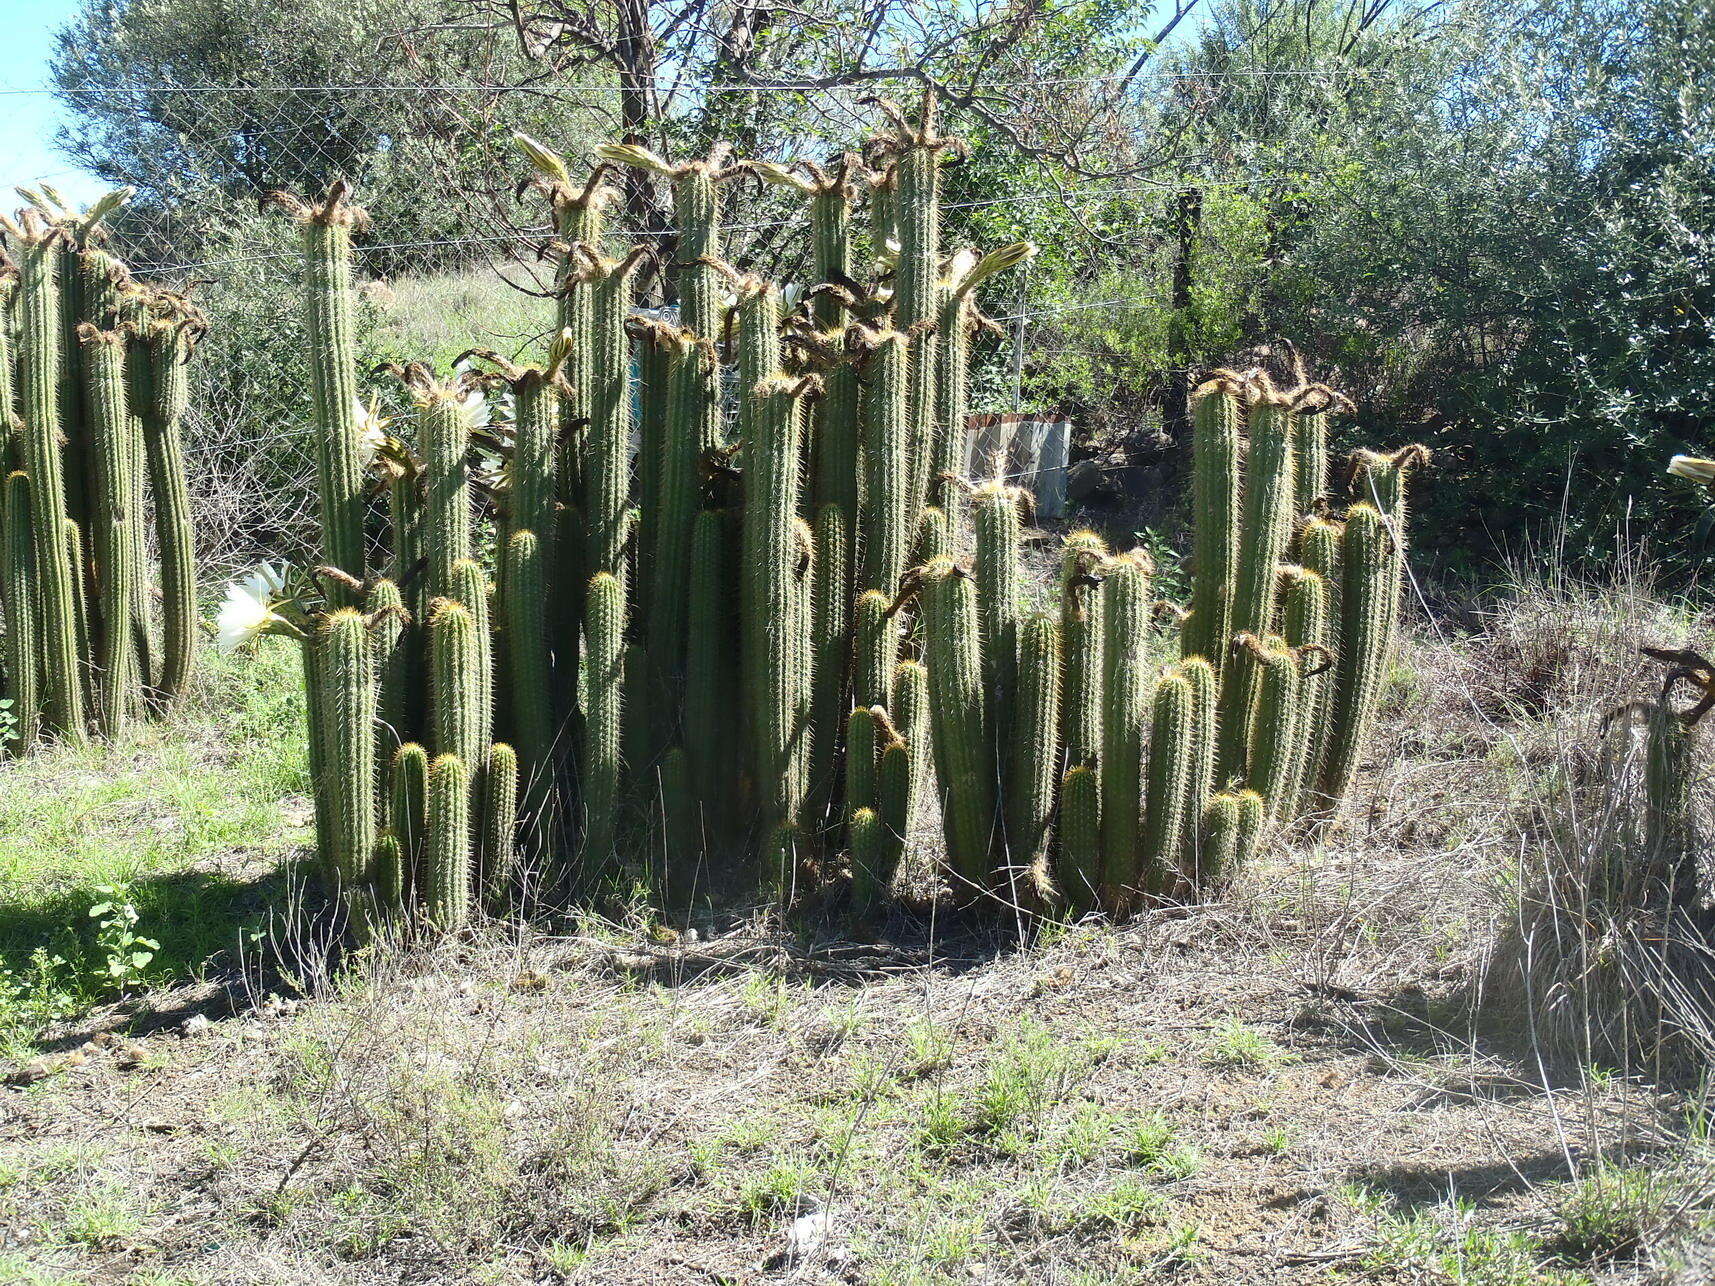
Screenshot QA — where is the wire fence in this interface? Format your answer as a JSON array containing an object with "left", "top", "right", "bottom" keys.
[{"left": 18, "top": 76, "right": 1224, "bottom": 578}]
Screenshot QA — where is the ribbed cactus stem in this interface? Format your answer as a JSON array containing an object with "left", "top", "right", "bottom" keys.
[
  {"left": 481, "top": 742, "right": 519, "bottom": 909},
  {"left": 1057, "top": 765, "right": 1101, "bottom": 916},
  {"left": 319, "top": 608, "right": 377, "bottom": 892},
  {"left": 1234, "top": 789, "right": 1266, "bottom": 871},
  {"left": 372, "top": 831, "right": 405, "bottom": 922},
  {"left": 1140, "top": 666, "right": 1195, "bottom": 896},
  {"left": 1201, "top": 792, "right": 1242, "bottom": 887},
  {"left": 1219, "top": 392, "right": 1296, "bottom": 779},
  {"left": 1319, "top": 503, "right": 1393, "bottom": 808},
  {"left": 16, "top": 228, "right": 86, "bottom": 739},
  {"left": 1184, "top": 377, "right": 1241, "bottom": 675},
  {"left": 916, "top": 505, "right": 949, "bottom": 565},
  {"left": 649, "top": 332, "right": 718, "bottom": 684},
  {"left": 1179, "top": 656, "right": 1217, "bottom": 885},
  {"left": 808, "top": 503, "right": 850, "bottom": 826},
  {"left": 1059, "top": 531, "right": 1108, "bottom": 768},
  {"left": 893, "top": 659, "right": 930, "bottom": 848},
  {"left": 390, "top": 741, "right": 429, "bottom": 904},
  {"left": 1099, "top": 550, "right": 1153, "bottom": 908},
  {"left": 1277, "top": 565, "right": 1331, "bottom": 820},
  {"left": 509, "top": 369, "right": 559, "bottom": 562},
  {"left": 1294, "top": 405, "right": 1329, "bottom": 517},
  {"left": 857, "top": 328, "right": 910, "bottom": 600},
  {"left": 891, "top": 100, "right": 943, "bottom": 522},
  {"left": 138, "top": 316, "right": 197, "bottom": 706},
  {"left": 929, "top": 281, "right": 968, "bottom": 514},
  {"left": 973, "top": 483, "right": 1023, "bottom": 795},
  {"left": 1238, "top": 633, "right": 1300, "bottom": 819},
  {"left": 291, "top": 188, "right": 369, "bottom": 606},
  {"left": 426, "top": 753, "right": 471, "bottom": 933},
  {"left": 1007, "top": 614, "right": 1061, "bottom": 891},
  {"left": 421, "top": 391, "right": 472, "bottom": 603},
  {"left": 1, "top": 472, "right": 40, "bottom": 752},
  {"left": 876, "top": 736, "right": 911, "bottom": 876},
  {"left": 846, "top": 706, "right": 878, "bottom": 815},
  {"left": 580, "top": 571, "right": 625, "bottom": 868},
  {"left": 921, "top": 557, "right": 994, "bottom": 891},
  {"left": 430, "top": 597, "right": 483, "bottom": 776},
  {"left": 743, "top": 371, "right": 816, "bottom": 827},
  {"left": 853, "top": 589, "right": 895, "bottom": 711},
  {"left": 501, "top": 529, "right": 554, "bottom": 833},
  {"left": 450, "top": 559, "right": 493, "bottom": 768},
  {"left": 685, "top": 509, "right": 734, "bottom": 833},
  {"left": 583, "top": 249, "right": 646, "bottom": 584},
  {"left": 80, "top": 326, "right": 138, "bottom": 738},
  {"left": 367, "top": 578, "right": 409, "bottom": 772},
  {"left": 1290, "top": 517, "right": 1343, "bottom": 815}
]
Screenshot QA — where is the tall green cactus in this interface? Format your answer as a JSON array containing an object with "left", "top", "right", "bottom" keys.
[
  {"left": 1184, "top": 374, "right": 1242, "bottom": 674},
  {"left": 272, "top": 185, "right": 369, "bottom": 608},
  {"left": 853, "top": 589, "right": 895, "bottom": 712},
  {"left": 1289, "top": 517, "right": 1343, "bottom": 814},
  {"left": 920, "top": 557, "right": 994, "bottom": 892},
  {"left": 1319, "top": 503, "right": 1394, "bottom": 808},
  {"left": 581, "top": 571, "right": 625, "bottom": 869},
  {"left": 390, "top": 741, "right": 429, "bottom": 908},
  {"left": 1201, "top": 791, "right": 1242, "bottom": 887},
  {"left": 367, "top": 577, "right": 409, "bottom": 772},
  {"left": 808, "top": 502, "right": 850, "bottom": 826},
  {"left": 846, "top": 705, "right": 879, "bottom": 817},
  {"left": 1099, "top": 550, "right": 1152, "bottom": 908},
  {"left": 574, "top": 245, "right": 650, "bottom": 585},
  {"left": 1219, "top": 387, "right": 1296, "bottom": 778},
  {"left": 430, "top": 596, "right": 483, "bottom": 777},
  {"left": 482, "top": 742, "right": 519, "bottom": 909},
  {"left": 855, "top": 325, "right": 911, "bottom": 600},
  {"left": 973, "top": 483, "right": 1023, "bottom": 792},
  {"left": 319, "top": 608, "right": 377, "bottom": 892},
  {"left": 501, "top": 529, "right": 554, "bottom": 833},
  {"left": 650, "top": 331, "right": 720, "bottom": 687},
  {"left": 893, "top": 658, "right": 930, "bottom": 852},
  {"left": 1007, "top": 613, "right": 1061, "bottom": 897},
  {"left": 1277, "top": 565, "right": 1331, "bottom": 820},
  {"left": 1, "top": 472, "right": 40, "bottom": 752},
  {"left": 1057, "top": 764, "right": 1101, "bottom": 916},
  {"left": 135, "top": 303, "right": 200, "bottom": 707},
  {"left": 1140, "top": 665, "right": 1195, "bottom": 896},
  {"left": 1237, "top": 633, "right": 1300, "bottom": 819},
  {"left": 426, "top": 752, "right": 471, "bottom": 933},
  {"left": 685, "top": 508, "right": 734, "bottom": 838},
  {"left": 13, "top": 217, "right": 85, "bottom": 739},
  {"left": 1058, "top": 530, "right": 1108, "bottom": 769},
  {"left": 1179, "top": 656, "right": 1217, "bottom": 884},
  {"left": 742, "top": 367, "right": 819, "bottom": 829},
  {"left": 416, "top": 377, "right": 473, "bottom": 603},
  {"left": 79, "top": 326, "right": 137, "bottom": 737}
]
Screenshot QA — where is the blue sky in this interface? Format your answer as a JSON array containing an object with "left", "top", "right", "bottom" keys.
[{"left": 0, "top": 0, "right": 107, "bottom": 208}]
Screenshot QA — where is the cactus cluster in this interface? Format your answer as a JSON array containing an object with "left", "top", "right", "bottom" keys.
[
  {"left": 0, "top": 188, "right": 202, "bottom": 754},
  {"left": 270, "top": 96, "right": 1424, "bottom": 934}
]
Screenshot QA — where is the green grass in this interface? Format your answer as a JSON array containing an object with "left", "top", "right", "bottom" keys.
[{"left": 0, "top": 639, "right": 309, "bottom": 1054}]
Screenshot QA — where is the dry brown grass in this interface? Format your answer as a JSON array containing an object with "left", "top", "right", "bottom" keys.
[{"left": 3, "top": 557, "right": 1714, "bottom": 1284}]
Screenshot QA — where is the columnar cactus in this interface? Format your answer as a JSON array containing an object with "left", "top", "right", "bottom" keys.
[
  {"left": 1319, "top": 503, "right": 1394, "bottom": 808},
  {"left": 1, "top": 472, "right": 40, "bottom": 752},
  {"left": 1277, "top": 565, "right": 1331, "bottom": 820},
  {"left": 1057, "top": 765, "right": 1101, "bottom": 916},
  {"left": 581, "top": 571, "right": 625, "bottom": 868},
  {"left": 13, "top": 216, "right": 86, "bottom": 738},
  {"left": 79, "top": 326, "right": 137, "bottom": 737},
  {"left": 1007, "top": 614, "right": 1062, "bottom": 895},
  {"left": 1289, "top": 517, "right": 1343, "bottom": 814},
  {"left": 482, "top": 741, "right": 519, "bottom": 908},
  {"left": 1140, "top": 665, "right": 1196, "bottom": 895},
  {"left": 1184, "top": 373, "right": 1243, "bottom": 674},
  {"left": 426, "top": 752, "right": 472, "bottom": 932},
  {"left": 390, "top": 741, "right": 429, "bottom": 900},
  {"left": 854, "top": 326, "right": 911, "bottom": 601},
  {"left": 1059, "top": 531, "right": 1108, "bottom": 769},
  {"left": 920, "top": 557, "right": 994, "bottom": 891},
  {"left": 973, "top": 482, "right": 1024, "bottom": 783},
  {"left": 319, "top": 608, "right": 377, "bottom": 890},
  {"left": 1179, "top": 656, "right": 1218, "bottom": 882},
  {"left": 1237, "top": 633, "right": 1300, "bottom": 817},
  {"left": 270, "top": 185, "right": 369, "bottom": 608},
  {"left": 1099, "top": 550, "right": 1153, "bottom": 906},
  {"left": 1219, "top": 385, "right": 1296, "bottom": 778}
]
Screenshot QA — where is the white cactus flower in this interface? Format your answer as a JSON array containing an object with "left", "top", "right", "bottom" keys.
[
  {"left": 353, "top": 395, "right": 392, "bottom": 466},
  {"left": 215, "top": 566, "right": 286, "bottom": 653},
  {"left": 1668, "top": 455, "right": 1715, "bottom": 484}
]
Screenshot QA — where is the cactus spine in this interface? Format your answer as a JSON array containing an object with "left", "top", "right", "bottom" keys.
[
  {"left": 1184, "top": 375, "right": 1242, "bottom": 674},
  {"left": 581, "top": 572, "right": 624, "bottom": 867},
  {"left": 1179, "top": 656, "right": 1218, "bottom": 884},
  {"left": 420, "top": 384, "right": 473, "bottom": 603},
  {"left": 136, "top": 309, "right": 198, "bottom": 705},
  {"left": 1099, "top": 550, "right": 1152, "bottom": 907},
  {"left": 921, "top": 558, "right": 994, "bottom": 890},
  {"left": 892, "top": 659, "right": 930, "bottom": 849},
  {"left": 2, "top": 472, "right": 40, "bottom": 751},
  {"left": 1277, "top": 565, "right": 1331, "bottom": 819},
  {"left": 1007, "top": 614, "right": 1061, "bottom": 891},
  {"left": 426, "top": 753, "right": 471, "bottom": 932},
  {"left": 1219, "top": 390, "right": 1296, "bottom": 777},
  {"left": 319, "top": 609, "right": 377, "bottom": 891},
  {"left": 856, "top": 327, "right": 911, "bottom": 601},
  {"left": 1059, "top": 531, "right": 1108, "bottom": 769},
  {"left": 808, "top": 502, "right": 850, "bottom": 824},
  {"left": 15, "top": 221, "right": 85, "bottom": 738},
  {"left": 1057, "top": 765, "right": 1101, "bottom": 916},
  {"left": 974, "top": 483, "right": 1023, "bottom": 790},
  {"left": 80, "top": 326, "right": 137, "bottom": 737},
  {"left": 1320, "top": 503, "right": 1392, "bottom": 807},
  {"left": 390, "top": 741, "right": 429, "bottom": 905},
  {"left": 1289, "top": 517, "right": 1342, "bottom": 814},
  {"left": 1140, "top": 666, "right": 1195, "bottom": 894},
  {"left": 482, "top": 742, "right": 519, "bottom": 908},
  {"left": 1237, "top": 633, "right": 1300, "bottom": 818},
  {"left": 1202, "top": 791, "right": 1242, "bottom": 886}
]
